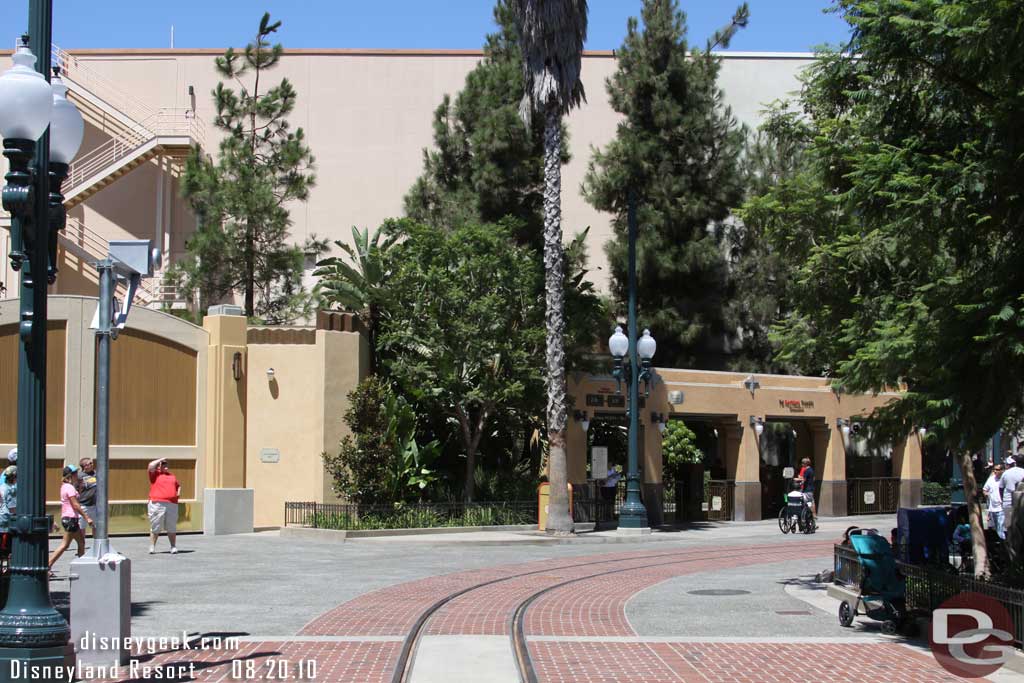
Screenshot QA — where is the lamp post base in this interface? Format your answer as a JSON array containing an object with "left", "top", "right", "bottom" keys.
[{"left": 0, "top": 644, "right": 75, "bottom": 683}]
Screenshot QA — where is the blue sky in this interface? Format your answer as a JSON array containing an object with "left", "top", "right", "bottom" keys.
[{"left": 3, "top": 1, "right": 849, "bottom": 52}]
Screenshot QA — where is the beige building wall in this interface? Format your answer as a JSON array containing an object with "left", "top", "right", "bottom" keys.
[
  {"left": 243, "top": 316, "right": 368, "bottom": 528},
  {"left": 1, "top": 49, "right": 813, "bottom": 297},
  {"left": 568, "top": 368, "right": 923, "bottom": 521}
]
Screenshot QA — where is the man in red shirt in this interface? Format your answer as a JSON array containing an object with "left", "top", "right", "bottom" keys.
[{"left": 148, "top": 458, "right": 181, "bottom": 554}]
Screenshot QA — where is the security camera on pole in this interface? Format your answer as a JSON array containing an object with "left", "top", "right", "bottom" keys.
[{"left": 70, "top": 240, "right": 161, "bottom": 667}]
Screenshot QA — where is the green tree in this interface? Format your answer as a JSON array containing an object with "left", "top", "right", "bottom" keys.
[
  {"left": 404, "top": 1, "right": 559, "bottom": 248},
  {"left": 661, "top": 420, "right": 702, "bottom": 490},
  {"left": 379, "top": 220, "right": 545, "bottom": 502},
  {"left": 744, "top": 0, "right": 1024, "bottom": 576},
  {"left": 313, "top": 223, "right": 398, "bottom": 372},
  {"left": 174, "top": 13, "right": 316, "bottom": 322},
  {"left": 510, "top": 0, "right": 588, "bottom": 536},
  {"left": 323, "top": 376, "right": 440, "bottom": 505},
  {"left": 583, "top": 0, "right": 749, "bottom": 369},
  {"left": 727, "top": 103, "right": 812, "bottom": 372}
]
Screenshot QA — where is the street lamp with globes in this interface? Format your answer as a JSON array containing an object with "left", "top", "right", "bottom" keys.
[{"left": 0, "top": 21, "right": 84, "bottom": 676}]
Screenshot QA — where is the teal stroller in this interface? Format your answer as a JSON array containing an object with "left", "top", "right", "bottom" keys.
[{"left": 835, "top": 530, "right": 912, "bottom": 635}]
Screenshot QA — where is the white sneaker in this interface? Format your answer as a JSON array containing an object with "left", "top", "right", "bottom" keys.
[
  {"left": 149, "top": 546, "right": 155, "bottom": 554},
  {"left": 170, "top": 547, "right": 178, "bottom": 554}
]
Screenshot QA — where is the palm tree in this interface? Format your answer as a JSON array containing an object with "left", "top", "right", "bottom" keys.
[
  {"left": 313, "top": 224, "right": 397, "bottom": 372},
  {"left": 510, "top": 0, "right": 588, "bottom": 535}
]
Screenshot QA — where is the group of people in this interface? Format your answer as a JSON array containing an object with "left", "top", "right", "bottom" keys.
[
  {"left": 0, "top": 450, "right": 182, "bottom": 575},
  {"left": 982, "top": 450, "right": 1024, "bottom": 540}
]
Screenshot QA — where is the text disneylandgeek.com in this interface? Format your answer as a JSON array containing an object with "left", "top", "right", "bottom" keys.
[{"left": 7, "top": 632, "right": 318, "bottom": 681}]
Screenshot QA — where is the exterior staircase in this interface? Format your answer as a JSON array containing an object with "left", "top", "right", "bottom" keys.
[
  {"left": 61, "top": 217, "right": 182, "bottom": 308},
  {"left": 1, "top": 46, "right": 201, "bottom": 308},
  {"left": 54, "top": 44, "right": 205, "bottom": 209}
]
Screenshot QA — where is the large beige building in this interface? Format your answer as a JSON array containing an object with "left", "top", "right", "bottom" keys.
[
  {"left": 3, "top": 47, "right": 921, "bottom": 532},
  {"left": 1, "top": 47, "right": 813, "bottom": 301}
]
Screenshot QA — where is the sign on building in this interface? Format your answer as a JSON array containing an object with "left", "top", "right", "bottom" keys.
[{"left": 591, "top": 446, "right": 608, "bottom": 480}]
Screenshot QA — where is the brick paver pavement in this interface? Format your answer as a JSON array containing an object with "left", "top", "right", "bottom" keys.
[
  {"left": 528, "top": 641, "right": 990, "bottom": 683},
  {"left": 81, "top": 538, "right": 997, "bottom": 683}
]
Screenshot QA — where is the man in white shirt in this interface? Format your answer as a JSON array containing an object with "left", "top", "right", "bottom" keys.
[
  {"left": 983, "top": 464, "right": 1006, "bottom": 540},
  {"left": 1001, "top": 455, "right": 1024, "bottom": 528}
]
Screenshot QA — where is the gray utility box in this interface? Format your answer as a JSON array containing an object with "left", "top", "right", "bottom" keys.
[{"left": 70, "top": 553, "right": 132, "bottom": 667}]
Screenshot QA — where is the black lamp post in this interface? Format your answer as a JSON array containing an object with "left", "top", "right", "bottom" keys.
[
  {"left": 609, "top": 194, "right": 656, "bottom": 530},
  {"left": 0, "top": 2, "right": 84, "bottom": 676}
]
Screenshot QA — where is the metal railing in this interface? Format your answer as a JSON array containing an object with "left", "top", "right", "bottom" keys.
[
  {"left": 833, "top": 543, "right": 864, "bottom": 586},
  {"left": 571, "top": 482, "right": 616, "bottom": 526},
  {"left": 706, "top": 479, "right": 735, "bottom": 521},
  {"left": 54, "top": 44, "right": 161, "bottom": 127},
  {"left": 284, "top": 501, "right": 538, "bottom": 531},
  {"left": 62, "top": 217, "right": 177, "bottom": 306},
  {"left": 66, "top": 108, "right": 204, "bottom": 193},
  {"left": 847, "top": 477, "right": 900, "bottom": 515},
  {"left": 899, "top": 561, "right": 1024, "bottom": 648}
]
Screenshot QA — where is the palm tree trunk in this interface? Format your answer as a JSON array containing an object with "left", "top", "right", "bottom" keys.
[{"left": 542, "top": 101, "right": 573, "bottom": 535}]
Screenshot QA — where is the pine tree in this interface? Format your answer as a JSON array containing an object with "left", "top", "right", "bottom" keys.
[
  {"left": 584, "top": 0, "right": 749, "bottom": 369},
  {"left": 404, "top": 0, "right": 562, "bottom": 248},
  {"left": 174, "top": 13, "right": 317, "bottom": 322}
]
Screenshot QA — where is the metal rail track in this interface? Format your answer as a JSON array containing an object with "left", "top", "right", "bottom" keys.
[{"left": 393, "top": 542, "right": 826, "bottom": 683}]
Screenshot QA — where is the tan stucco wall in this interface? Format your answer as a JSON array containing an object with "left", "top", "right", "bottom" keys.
[
  {"left": 1, "top": 49, "right": 813, "bottom": 297},
  {"left": 243, "top": 326, "right": 366, "bottom": 528}
]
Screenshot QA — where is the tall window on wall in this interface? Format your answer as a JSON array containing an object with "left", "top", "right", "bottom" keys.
[
  {"left": 93, "top": 328, "right": 197, "bottom": 446},
  {"left": 1, "top": 321, "right": 66, "bottom": 445}
]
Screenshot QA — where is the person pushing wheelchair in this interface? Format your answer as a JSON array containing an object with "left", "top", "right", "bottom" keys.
[{"left": 794, "top": 457, "right": 816, "bottom": 522}]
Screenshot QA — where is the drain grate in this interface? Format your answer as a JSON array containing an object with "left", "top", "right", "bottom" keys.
[{"left": 686, "top": 589, "right": 752, "bottom": 596}]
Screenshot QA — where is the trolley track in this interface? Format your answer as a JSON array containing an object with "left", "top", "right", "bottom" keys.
[{"left": 391, "top": 540, "right": 831, "bottom": 683}]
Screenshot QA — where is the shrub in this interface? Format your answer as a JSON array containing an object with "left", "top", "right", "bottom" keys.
[{"left": 922, "top": 481, "right": 951, "bottom": 506}]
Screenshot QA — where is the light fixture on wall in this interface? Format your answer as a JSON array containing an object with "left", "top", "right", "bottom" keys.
[
  {"left": 837, "top": 417, "right": 851, "bottom": 437},
  {"left": 266, "top": 367, "right": 275, "bottom": 382},
  {"left": 232, "top": 352, "right": 242, "bottom": 381},
  {"left": 651, "top": 412, "right": 668, "bottom": 435},
  {"left": 749, "top": 415, "right": 764, "bottom": 437},
  {"left": 573, "top": 410, "right": 590, "bottom": 433},
  {"left": 917, "top": 425, "right": 928, "bottom": 438}
]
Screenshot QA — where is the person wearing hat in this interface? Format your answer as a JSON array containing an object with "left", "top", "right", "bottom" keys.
[
  {"left": 48, "top": 464, "right": 92, "bottom": 574},
  {"left": 147, "top": 458, "right": 180, "bottom": 554},
  {"left": 0, "top": 465, "right": 16, "bottom": 529},
  {"left": 0, "top": 448, "right": 16, "bottom": 486},
  {"left": 1001, "top": 454, "right": 1024, "bottom": 528}
]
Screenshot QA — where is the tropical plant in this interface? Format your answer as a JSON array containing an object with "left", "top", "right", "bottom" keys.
[
  {"left": 510, "top": 0, "right": 588, "bottom": 536},
  {"left": 379, "top": 220, "right": 545, "bottom": 502},
  {"left": 583, "top": 0, "right": 750, "bottom": 369},
  {"left": 174, "top": 13, "right": 317, "bottom": 322},
  {"left": 323, "top": 376, "right": 440, "bottom": 505},
  {"left": 313, "top": 222, "right": 399, "bottom": 371}
]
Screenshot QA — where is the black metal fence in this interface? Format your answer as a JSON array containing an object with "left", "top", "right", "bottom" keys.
[
  {"left": 285, "top": 500, "right": 538, "bottom": 530},
  {"left": 705, "top": 480, "right": 735, "bottom": 521},
  {"left": 899, "top": 561, "right": 1024, "bottom": 648},
  {"left": 847, "top": 477, "right": 900, "bottom": 515},
  {"left": 571, "top": 483, "right": 616, "bottom": 527}
]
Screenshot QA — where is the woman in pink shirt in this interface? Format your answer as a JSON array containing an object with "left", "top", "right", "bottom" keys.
[{"left": 48, "top": 465, "right": 92, "bottom": 575}]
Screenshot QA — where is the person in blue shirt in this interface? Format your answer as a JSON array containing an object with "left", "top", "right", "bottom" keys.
[{"left": 795, "top": 457, "right": 816, "bottom": 520}]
